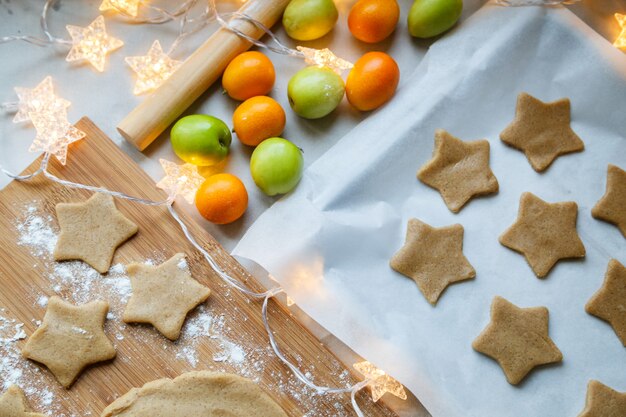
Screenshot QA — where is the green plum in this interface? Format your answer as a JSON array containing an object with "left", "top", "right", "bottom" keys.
[
  {"left": 170, "top": 115, "right": 231, "bottom": 166},
  {"left": 250, "top": 137, "right": 303, "bottom": 196},
  {"left": 288, "top": 67, "right": 345, "bottom": 120},
  {"left": 282, "top": 0, "right": 338, "bottom": 41},
  {"left": 408, "top": 0, "right": 463, "bottom": 39}
]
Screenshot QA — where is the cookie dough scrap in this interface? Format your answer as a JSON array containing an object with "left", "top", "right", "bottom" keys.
[
  {"left": 123, "top": 253, "right": 210, "bottom": 341},
  {"left": 500, "top": 92, "right": 584, "bottom": 172},
  {"left": 592, "top": 164, "right": 626, "bottom": 238},
  {"left": 0, "top": 385, "right": 46, "bottom": 417},
  {"left": 22, "top": 297, "right": 116, "bottom": 388},
  {"left": 585, "top": 259, "right": 626, "bottom": 346},
  {"left": 499, "top": 192, "right": 585, "bottom": 278},
  {"left": 578, "top": 380, "right": 626, "bottom": 417},
  {"left": 390, "top": 219, "right": 475, "bottom": 305},
  {"left": 472, "top": 296, "right": 562, "bottom": 385},
  {"left": 417, "top": 129, "right": 499, "bottom": 213},
  {"left": 101, "top": 371, "right": 287, "bottom": 417},
  {"left": 54, "top": 193, "right": 138, "bottom": 273}
]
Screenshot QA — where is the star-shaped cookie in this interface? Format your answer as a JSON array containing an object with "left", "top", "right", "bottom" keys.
[
  {"left": 592, "top": 164, "right": 626, "bottom": 238},
  {"left": 585, "top": 259, "right": 626, "bottom": 346},
  {"left": 578, "top": 380, "right": 626, "bottom": 417},
  {"left": 0, "top": 385, "right": 46, "bottom": 417},
  {"left": 390, "top": 219, "right": 475, "bottom": 305},
  {"left": 22, "top": 296, "right": 116, "bottom": 388},
  {"left": 500, "top": 92, "right": 584, "bottom": 172},
  {"left": 123, "top": 253, "right": 211, "bottom": 340},
  {"left": 472, "top": 296, "right": 562, "bottom": 385},
  {"left": 54, "top": 193, "right": 138, "bottom": 273},
  {"left": 499, "top": 192, "right": 585, "bottom": 278},
  {"left": 417, "top": 129, "right": 499, "bottom": 213}
]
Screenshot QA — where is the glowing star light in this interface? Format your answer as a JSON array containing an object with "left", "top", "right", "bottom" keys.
[
  {"left": 614, "top": 13, "right": 626, "bottom": 50},
  {"left": 100, "top": 0, "right": 142, "bottom": 17},
  {"left": 125, "top": 40, "right": 183, "bottom": 95},
  {"left": 66, "top": 16, "right": 124, "bottom": 72},
  {"left": 297, "top": 46, "right": 353, "bottom": 75},
  {"left": 30, "top": 110, "right": 85, "bottom": 165},
  {"left": 156, "top": 159, "right": 205, "bottom": 204},
  {"left": 353, "top": 361, "right": 407, "bottom": 402},
  {"left": 13, "top": 76, "right": 71, "bottom": 124}
]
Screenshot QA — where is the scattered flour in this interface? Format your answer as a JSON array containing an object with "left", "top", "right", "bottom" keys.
[
  {"left": 6, "top": 202, "right": 360, "bottom": 417},
  {"left": 177, "top": 257, "right": 188, "bottom": 270},
  {"left": 37, "top": 295, "right": 49, "bottom": 308}
]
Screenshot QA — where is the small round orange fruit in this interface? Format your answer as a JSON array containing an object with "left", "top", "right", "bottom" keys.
[
  {"left": 195, "top": 173, "right": 248, "bottom": 224},
  {"left": 348, "top": 0, "right": 400, "bottom": 43},
  {"left": 222, "top": 51, "right": 275, "bottom": 101},
  {"left": 346, "top": 52, "right": 400, "bottom": 111},
  {"left": 233, "top": 96, "right": 286, "bottom": 147}
]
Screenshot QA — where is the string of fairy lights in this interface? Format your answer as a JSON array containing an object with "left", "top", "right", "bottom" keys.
[
  {"left": 1, "top": 0, "right": 625, "bottom": 415},
  {"left": 0, "top": 1, "right": 402, "bottom": 415}
]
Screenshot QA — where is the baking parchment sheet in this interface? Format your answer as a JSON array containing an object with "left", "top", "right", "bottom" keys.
[{"left": 233, "top": 4, "right": 626, "bottom": 417}]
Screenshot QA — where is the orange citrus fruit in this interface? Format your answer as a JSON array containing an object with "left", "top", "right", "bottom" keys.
[
  {"left": 222, "top": 51, "right": 275, "bottom": 101},
  {"left": 348, "top": 0, "right": 400, "bottom": 43},
  {"left": 233, "top": 96, "right": 286, "bottom": 147},
  {"left": 195, "top": 173, "right": 248, "bottom": 224},
  {"left": 346, "top": 52, "right": 400, "bottom": 111}
]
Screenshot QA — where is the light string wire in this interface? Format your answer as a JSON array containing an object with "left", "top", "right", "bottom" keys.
[
  {"left": 0, "top": 153, "right": 374, "bottom": 416},
  {"left": 0, "top": 0, "right": 72, "bottom": 46},
  {"left": 493, "top": 0, "right": 581, "bottom": 6}
]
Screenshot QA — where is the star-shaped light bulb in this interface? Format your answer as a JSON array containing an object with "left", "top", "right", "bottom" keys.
[
  {"left": 353, "top": 361, "right": 407, "bottom": 402},
  {"left": 297, "top": 46, "right": 353, "bottom": 75},
  {"left": 13, "top": 76, "right": 71, "bottom": 124},
  {"left": 125, "top": 40, "right": 183, "bottom": 95},
  {"left": 614, "top": 13, "right": 626, "bottom": 50},
  {"left": 30, "top": 110, "right": 85, "bottom": 165},
  {"left": 156, "top": 159, "right": 205, "bottom": 204},
  {"left": 66, "top": 15, "right": 124, "bottom": 72},
  {"left": 99, "top": 0, "right": 142, "bottom": 17}
]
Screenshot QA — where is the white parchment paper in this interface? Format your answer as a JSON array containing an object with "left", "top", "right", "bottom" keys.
[{"left": 234, "top": 4, "right": 626, "bottom": 417}]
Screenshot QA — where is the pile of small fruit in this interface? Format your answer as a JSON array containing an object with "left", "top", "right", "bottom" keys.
[{"left": 171, "top": 0, "right": 463, "bottom": 225}]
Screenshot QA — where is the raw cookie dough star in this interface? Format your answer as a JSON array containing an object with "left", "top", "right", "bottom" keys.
[
  {"left": 472, "top": 296, "right": 562, "bottom": 385},
  {"left": 390, "top": 219, "right": 475, "bottom": 305},
  {"left": 591, "top": 164, "right": 626, "bottom": 238},
  {"left": 417, "top": 129, "right": 499, "bottom": 213},
  {"left": 500, "top": 92, "right": 584, "bottom": 172},
  {"left": 54, "top": 193, "right": 138, "bottom": 273},
  {"left": 578, "top": 380, "right": 626, "bottom": 417},
  {"left": 123, "top": 254, "right": 211, "bottom": 340},
  {"left": 0, "top": 385, "right": 46, "bottom": 417},
  {"left": 22, "top": 297, "right": 116, "bottom": 388},
  {"left": 499, "top": 192, "right": 585, "bottom": 278},
  {"left": 585, "top": 259, "right": 626, "bottom": 346}
]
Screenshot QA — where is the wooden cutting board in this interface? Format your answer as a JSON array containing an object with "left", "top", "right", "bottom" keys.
[{"left": 0, "top": 118, "right": 398, "bottom": 417}]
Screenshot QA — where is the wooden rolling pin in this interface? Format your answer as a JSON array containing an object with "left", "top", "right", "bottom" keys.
[{"left": 118, "top": 0, "right": 291, "bottom": 151}]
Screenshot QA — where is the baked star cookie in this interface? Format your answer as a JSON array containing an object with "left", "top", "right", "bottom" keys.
[
  {"left": 472, "top": 296, "right": 562, "bottom": 385},
  {"left": 0, "top": 385, "right": 46, "bottom": 417},
  {"left": 499, "top": 192, "right": 585, "bottom": 278},
  {"left": 417, "top": 129, "right": 499, "bottom": 213},
  {"left": 500, "top": 92, "right": 584, "bottom": 172},
  {"left": 22, "top": 297, "right": 116, "bottom": 388},
  {"left": 592, "top": 164, "right": 626, "bottom": 238},
  {"left": 101, "top": 371, "right": 287, "bottom": 417},
  {"left": 577, "top": 380, "right": 626, "bottom": 417},
  {"left": 54, "top": 193, "right": 138, "bottom": 273},
  {"left": 123, "top": 253, "right": 210, "bottom": 340},
  {"left": 390, "top": 219, "right": 475, "bottom": 305},
  {"left": 585, "top": 259, "right": 626, "bottom": 346}
]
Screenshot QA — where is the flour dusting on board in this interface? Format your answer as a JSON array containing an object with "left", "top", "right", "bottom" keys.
[{"left": 5, "top": 202, "right": 359, "bottom": 417}]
